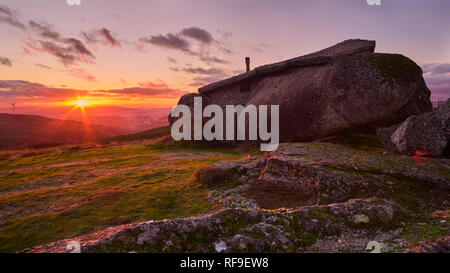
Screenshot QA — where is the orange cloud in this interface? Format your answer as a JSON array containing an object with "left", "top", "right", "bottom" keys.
[{"left": 0, "top": 80, "right": 186, "bottom": 106}]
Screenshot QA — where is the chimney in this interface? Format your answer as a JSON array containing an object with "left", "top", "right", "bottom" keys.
[{"left": 245, "top": 57, "right": 250, "bottom": 72}]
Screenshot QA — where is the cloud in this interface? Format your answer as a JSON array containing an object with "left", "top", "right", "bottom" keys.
[
  {"left": 167, "top": 57, "right": 177, "bottom": 63},
  {"left": 134, "top": 42, "right": 146, "bottom": 52},
  {"left": 217, "top": 30, "right": 233, "bottom": 41},
  {"left": 35, "top": 40, "right": 76, "bottom": 66},
  {"left": 170, "top": 64, "right": 229, "bottom": 86},
  {"left": 182, "top": 27, "right": 233, "bottom": 55},
  {"left": 425, "top": 75, "right": 450, "bottom": 87},
  {"left": 181, "top": 27, "right": 213, "bottom": 44},
  {"left": 0, "top": 57, "right": 12, "bottom": 67},
  {"left": 423, "top": 63, "right": 450, "bottom": 76},
  {"left": 0, "top": 4, "right": 25, "bottom": 29},
  {"left": 103, "top": 87, "right": 185, "bottom": 98},
  {"left": 0, "top": 80, "right": 187, "bottom": 103},
  {"left": 94, "top": 79, "right": 187, "bottom": 98},
  {"left": 82, "top": 28, "right": 121, "bottom": 47},
  {"left": 15, "top": 18, "right": 96, "bottom": 66},
  {"left": 140, "top": 33, "right": 191, "bottom": 52},
  {"left": 99, "top": 28, "right": 120, "bottom": 47},
  {"left": 27, "top": 38, "right": 95, "bottom": 66},
  {"left": 0, "top": 15, "right": 25, "bottom": 29},
  {"left": 0, "top": 5, "right": 13, "bottom": 16},
  {"left": 64, "top": 68, "right": 98, "bottom": 82},
  {"left": 180, "top": 66, "right": 224, "bottom": 75},
  {"left": 197, "top": 54, "right": 228, "bottom": 65},
  {"left": 29, "top": 20, "right": 61, "bottom": 40},
  {"left": 189, "top": 75, "right": 228, "bottom": 87},
  {"left": 213, "top": 30, "right": 234, "bottom": 55},
  {"left": 422, "top": 63, "right": 450, "bottom": 99},
  {"left": 35, "top": 63, "right": 52, "bottom": 70},
  {"left": 424, "top": 74, "right": 450, "bottom": 100},
  {"left": 217, "top": 45, "right": 233, "bottom": 55},
  {"left": 139, "top": 27, "right": 231, "bottom": 65},
  {"left": 0, "top": 80, "right": 89, "bottom": 101},
  {"left": 63, "top": 38, "right": 95, "bottom": 59},
  {"left": 113, "top": 14, "right": 128, "bottom": 22},
  {"left": 246, "top": 42, "right": 269, "bottom": 53},
  {"left": 137, "top": 79, "right": 170, "bottom": 89}
]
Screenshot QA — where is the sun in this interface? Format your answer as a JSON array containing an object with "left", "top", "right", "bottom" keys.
[{"left": 75, "top": 100, "right": 88, "bottom": 108}]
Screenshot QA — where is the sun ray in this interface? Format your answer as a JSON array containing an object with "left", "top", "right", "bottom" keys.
[
  {"left": 68, "top": 96, "right": 97, "bottom": 142},
  {"left": 75, "top": 100, "right": 88, "bottom": 108}
]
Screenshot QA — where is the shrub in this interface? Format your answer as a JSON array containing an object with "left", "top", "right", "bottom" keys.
[{"left": 194, "top": 166, "right": 236, "bottom": 187}]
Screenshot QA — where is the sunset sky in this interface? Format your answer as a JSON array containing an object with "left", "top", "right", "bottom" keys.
[{"left": 0, "top": 0, "right": 449, "bottom": 110}]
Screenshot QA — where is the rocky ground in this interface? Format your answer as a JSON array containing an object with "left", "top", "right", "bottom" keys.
[{"left": 24, "top": 141, "right": 449, "bottom": 253}]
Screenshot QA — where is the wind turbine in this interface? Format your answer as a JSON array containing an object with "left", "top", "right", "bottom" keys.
[{"left": 10, "top": 102, "right": 16, "bottom": 114}]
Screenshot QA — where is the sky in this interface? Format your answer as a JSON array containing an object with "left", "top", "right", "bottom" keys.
[{"left": 0, "top": 0, "right": 449, "bottom": 110}]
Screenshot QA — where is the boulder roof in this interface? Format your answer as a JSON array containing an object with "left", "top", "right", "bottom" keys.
[{"left": 198, "top": 39, "right": 376, "bottom": 93}]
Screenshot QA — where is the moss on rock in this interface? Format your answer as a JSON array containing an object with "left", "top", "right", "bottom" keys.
[{"left": 374, "top": 53, "right": 420, "bottom": 83}]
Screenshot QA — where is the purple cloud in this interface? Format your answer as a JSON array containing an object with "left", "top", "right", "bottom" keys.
[
  {"left": 139, "top": 27, "right": 230, "bottom": 65},
  {"left": 181, "top": 66, "right": 225, "bottom": 75},
  {"left": 83, "top": 28, "right": 121, "bottom": 47},
  {"left": 424, "top": 74, "right": 450, "bottom": 100},
  {"left": 181, "top": 27, "right": 214, "bottom": 44},
  {"left": 423, "top": 63, "right": 450, "bottom": 75},
  {"left": 0, "top": 4, "right": 25, "bottom": 29},
  {"left": 29, "top": 20, "right": 61, "bottom": 40},
  {"left": 140, "top": 33, "right": 191, "bottom": 52},
  {"left": 0, "top": 57, "right": 12, "bottom": 67}
]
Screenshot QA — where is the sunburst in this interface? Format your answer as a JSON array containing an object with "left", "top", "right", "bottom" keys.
[{"left": 75, "top": 100, "right": 88, "bottom": 108}]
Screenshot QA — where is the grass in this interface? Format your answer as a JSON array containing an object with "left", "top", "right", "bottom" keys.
[
  {"left": 0, "top": 142, "right": 248, "bottom": 252},
  {"left": 399, "top": 218, "right": 449, "bottom": 243},
  {"left": 102, "top": 126, "right": 171, "bottom": 143}
]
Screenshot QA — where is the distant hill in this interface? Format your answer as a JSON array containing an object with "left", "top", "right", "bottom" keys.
[
  {"left": 0, "top": 105, "right": 171, "bottom": 134},
  {"left": 0, "top": 113, "right": 122, "bottom": 149},
  {"left": 104, "top": 125, "right": 171, "bottom": 143}
]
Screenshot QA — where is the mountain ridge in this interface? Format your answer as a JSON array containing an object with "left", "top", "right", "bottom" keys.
[{"left": 0, "top": 113, "right": 122, "bottom": 149}]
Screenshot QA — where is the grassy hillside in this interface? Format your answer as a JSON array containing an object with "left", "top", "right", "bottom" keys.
[
  {"left": 0, "top": 143, "right": 248, "bottom": 252},
  {"left": 104, "top": 125, "right": 171, "bottom": 143},
  {"left": 0, "top": 114, "right": 122, "bottom": 150}
]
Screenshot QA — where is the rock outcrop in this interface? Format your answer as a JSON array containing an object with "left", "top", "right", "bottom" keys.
[
  {"left": 377, "top": 99, "right": 450, "bottom": 157},
  {"left": 170, "top": 39, "right": 432, "bottom": 142},
  {"left": 25, "top": 198, "right": 406, "bottom": 253},
  {"left": 206, "top": 142, "right": 449, "bottom": 209},
  {"left": 256, "top": 143, "right": 450, "bottom": 203}
]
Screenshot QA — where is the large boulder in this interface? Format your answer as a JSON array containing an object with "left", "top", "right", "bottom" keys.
[
  {"left": 377, "top": 99, "right": 450, "bottom": 157},
  {"left": 169, "top": 39, "right": 432, "bottom": 142}
]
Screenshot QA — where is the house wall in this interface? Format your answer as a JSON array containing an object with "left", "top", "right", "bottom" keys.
[{"left": 201, "top": 77, "right": 263, "bottom": 108}]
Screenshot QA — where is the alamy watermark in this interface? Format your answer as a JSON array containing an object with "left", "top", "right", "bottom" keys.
[
  {"left": 170, "top": 97, "right": 279, "bottom": 151},
  {"left": 66, "top": 0, "right": 381, "bottom": 7},
  {"left": 66, "top": 241, "right": 81, "bottom": 253},
  {"left": 66, "top": 0, "right": 81, "bottom": 6},
  {"left": 366, "top": 0, "right": 382, "bottom": 6},
  {"left": 366, "top": 241, "right": 383, "bottom": 253}
]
